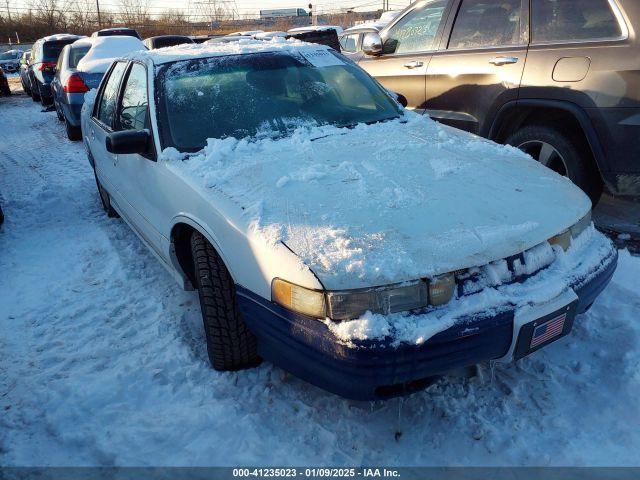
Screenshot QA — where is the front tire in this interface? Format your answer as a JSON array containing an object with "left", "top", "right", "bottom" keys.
[
  {"left": 506, "top": 124, "right": 603, "bottom": 205},
  {"left": 190, "top": 231, "right": 260, "bottom": 371}
]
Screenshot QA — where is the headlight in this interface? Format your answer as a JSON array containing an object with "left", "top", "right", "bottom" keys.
[
  {"left": 570, "top": 210, "right": 592, "bottom": 238},
  {"left": 548, "top": 210, "right": 592, "bottom": 251},
  {"left": 272, "top": 278, "right": 326, "bottom": 318},
  {"left": 272, "top": 275, "right": 456, "bottom": 321},
  {"left": 326, "top": 281, "right": 429, "bottom": 320}
]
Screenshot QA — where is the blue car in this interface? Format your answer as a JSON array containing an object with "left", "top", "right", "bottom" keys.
[{"left": 51, "top": 40, "right": 103, "bottom": 140}]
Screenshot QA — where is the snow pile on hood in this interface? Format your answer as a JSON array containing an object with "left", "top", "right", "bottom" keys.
[
  {"left": 126, "top": 36, "right": 334, "bottom": 65},
  {"left": 326, "top": 224, "right": 615, "bottom": 347},
  {"left": 163, "top": 112, "right": 591, "bottom": 290},
  {"left": 76, "top": 36, "right": 146, "bottom": 73}
]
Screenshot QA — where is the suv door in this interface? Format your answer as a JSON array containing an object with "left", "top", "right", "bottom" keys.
[
  {"left": 112, "top": 62, "right": 166, "bottom": 256},
  {"left": 358, "top": 0, "right": 451, "bottom": 112},
  {"left": 425, "top": 0, "right": 528, "bottom": 134},
  {"left": 90, "top": 61, "right": 129, "bottom": 204}
]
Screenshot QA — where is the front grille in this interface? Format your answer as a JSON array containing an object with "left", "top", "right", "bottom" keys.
[{"left": 456, "top": 241, "right": 556, "bottom": 298}]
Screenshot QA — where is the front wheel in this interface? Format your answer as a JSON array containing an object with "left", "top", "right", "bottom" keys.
[
  {"left": 190, "top": 231, "right": 260, "bottom": 371},
  {"left": 506, "top": 124, "right": 602, "bottom": 205}
]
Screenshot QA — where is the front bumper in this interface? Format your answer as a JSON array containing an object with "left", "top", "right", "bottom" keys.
[{"left": 237, "top": 238, "right": 618, "bottom": 401}]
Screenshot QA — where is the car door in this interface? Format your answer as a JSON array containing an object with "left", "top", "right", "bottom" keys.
[
  {"left": 425, "top": 0, "right": 528, "bottom": 134},
  {"left": 111, "top": 61, "right": 166, "bottom": 257},
  {"left": 90, "top": 61, "right": 129, "bottom": 200},
  {"left": 358, "top": 0, "right": 452, "bottom": 112}
]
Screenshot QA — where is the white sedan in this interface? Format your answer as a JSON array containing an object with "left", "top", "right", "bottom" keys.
[{"left": 81, "top": 39, "right": 617, "bottom": 400}]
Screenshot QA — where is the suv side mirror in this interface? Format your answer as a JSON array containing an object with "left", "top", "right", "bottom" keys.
[
  {"left": 362, "top": 32, "right": 383, "bottom": 56},
  {"left": 106, "top": 129, "right": 150, "bottom": 155}
]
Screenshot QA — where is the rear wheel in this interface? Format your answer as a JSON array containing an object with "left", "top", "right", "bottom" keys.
[
  {"left": 31, "top": 84, "right": 40, "bottom": 102},
  {"left": 55, "top": 100, "right": 64, "bottom": 121},
  {"left": 190, "top": 231, "right": 260, "bottom": 371},
  {"left": 65, "top": 118, "right": 82, "bottom": 141},
  {"left": 94, "top": 171, "right": 119, "bottom": 218},
  {"left": 506, "top": 124, "right": 603, "bottom": 205}
]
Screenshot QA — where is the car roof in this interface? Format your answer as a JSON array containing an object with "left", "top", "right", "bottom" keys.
[
  {"left": 40, "top": 33, "right": 84, "bottom": 43},
  {"left": 122, "top": 37, "right": 335, "bottom": 66}
]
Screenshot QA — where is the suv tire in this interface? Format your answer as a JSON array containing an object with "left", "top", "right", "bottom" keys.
[
  {"left": 94, "top": 171, "right": 119, "bottom": 218},
  {"left": 190, "top": 231, "right": 260, "bottom": 371},
  {"left": 506, "top": 124, "right": 603, "bottom": 205},
  {"left": 65, "top": 118, "right": 82, "bottom": 141}
]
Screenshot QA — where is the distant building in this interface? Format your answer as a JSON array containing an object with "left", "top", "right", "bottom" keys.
[{"left": 260, "top": 8, "right": 308, "bottom": 19}]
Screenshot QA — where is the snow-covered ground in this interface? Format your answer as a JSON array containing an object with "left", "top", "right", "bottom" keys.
[{"left": 1, "top": 91, "right": 640, "bottom": 467}]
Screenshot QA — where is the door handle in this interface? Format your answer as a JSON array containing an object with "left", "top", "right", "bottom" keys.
[
  {"left": 489, "top": 56, "right": 519, "bottom": 66},
  {"left": 403, "top": 60, "right": 424, "bottom": 69}
]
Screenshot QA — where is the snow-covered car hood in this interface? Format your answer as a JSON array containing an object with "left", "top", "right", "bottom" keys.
[{"left": 164, "top": 113, "right": 591, "bottom": 290}]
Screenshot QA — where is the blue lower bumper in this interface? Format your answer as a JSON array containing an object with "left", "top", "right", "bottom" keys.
[{"left": 237, "top": 248, "right": 618, "bottom": 400}]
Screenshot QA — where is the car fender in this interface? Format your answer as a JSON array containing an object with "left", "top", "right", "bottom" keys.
[
  {"left": 167, "top": 214, "right": 323, "bottom": 300},
  {"left": 488, "top": 99, "right": 609, "bottom": 176}
]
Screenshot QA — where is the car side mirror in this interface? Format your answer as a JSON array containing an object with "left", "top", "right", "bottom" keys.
[
  {"left": 106, "top": 129, "right": 150, "bottom": 155},
  {"left": 391, "top": 91, "right": 408, "bottom": 108},
  {"left": 362, "top": 32, "right": 383, "bottom": 56}
]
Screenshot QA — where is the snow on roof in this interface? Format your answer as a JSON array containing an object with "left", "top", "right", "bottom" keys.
[
  {"left": 288, "top": 25, "right": 344, "bottom": 34},
  {"left": 76, "top": 36, "right": 145, "bottom": 73},
  {"left": 342, "top": 22, "right": 385, "bottom": 34},
  {"left": 125, "top": 36, "right": 333, "bottom": 65},
  {"left": 41, "top": 33, "right": 84, "bottom": 42}
]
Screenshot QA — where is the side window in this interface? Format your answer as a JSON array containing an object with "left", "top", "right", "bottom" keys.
[
  {"left": 383, "top": 0, "right": 448, "bottom": 54},
  {"left": 448, "top": 0, "right": 522, "bottom": 49},
  {"left": 340, "top": 34, "right": 358, "bottom": 53},
  {"left": 117, "top": 63, "right": 149, "bottom": 131},
  {"left": 532, "top": 0, "right": 622, "bottom": 43},
  {"left": 96, "top": 62, "right": 128, "bottom": 128}
]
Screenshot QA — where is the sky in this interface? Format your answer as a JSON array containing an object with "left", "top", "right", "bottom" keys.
[{"left": 7, "top": 0, "right": 413, "bottom": 18}]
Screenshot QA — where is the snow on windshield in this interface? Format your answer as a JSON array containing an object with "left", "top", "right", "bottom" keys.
[{"left": 76, "top": 36, "right": 145, "bottom": 73}]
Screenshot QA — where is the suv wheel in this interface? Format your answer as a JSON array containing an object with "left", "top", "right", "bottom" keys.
[
  {"left": 506, "top": 124, "right": 603, "bottom": 205},
  {"left": 94, "top": 171, "right": 119, "bottom": 218},
  {"left": 190, "top": 231, "right": 260, "bottom": 371}
]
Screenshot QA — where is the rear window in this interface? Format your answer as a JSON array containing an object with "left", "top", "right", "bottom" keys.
[
  {"left": 43, "top": 41, "right": 73, "bottom": 61},
  {"left": 69, "top": 46, "right": 90, "bottom": 68},
  {"left": 153, "top": 37, "right": 192, "bottom": 49},
  {"left": 532, "top": 0, "right": 623, "bottom": 43}
]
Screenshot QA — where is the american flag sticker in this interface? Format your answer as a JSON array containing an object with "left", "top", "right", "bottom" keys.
[{"left": 530, "top": 313, "right": 567, "bottom": 349}]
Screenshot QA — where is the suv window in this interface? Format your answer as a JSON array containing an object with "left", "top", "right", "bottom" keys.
[
  {"left": 96, "top": 62, "right": 128, "bottom": 128},
  {"left": 56, "top": 47, "right": 66, "bottom": 71},
  {"left": 449, "top": 0, "right": 522, "bottom": 49},
  {"left": 118, "top": 63, "right": 149, "bottom": 131},
  {"left": 340, "top": 34, "right": 359, "bottom": 53},
  {"left": 383, "top": 1, "right": 448, "bottom": 54},
  {"left": 532, "top": 0, "right": 622, "bottom": 43}
]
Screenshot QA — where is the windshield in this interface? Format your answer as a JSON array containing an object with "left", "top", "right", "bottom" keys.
[
  {"left": 0, "top": 51, "right": 20, "bottom": 60},
  {"left": 44, "top": 41, "right": 72, "bottom": 61},
  {"left": 157, "top": 51, "right": 401, "bottom": 151}
]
